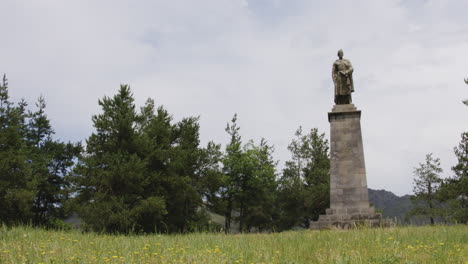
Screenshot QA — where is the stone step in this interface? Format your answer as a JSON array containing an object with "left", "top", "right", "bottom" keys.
[
  {"left": 325, "top": 207, "right": 375, "bottom": 215},
  {"left": 310, "top": 217, "right": 392, "bottom": 230},
  {"left": 318, "top": 213, "right": 381, "bottom": 222}
]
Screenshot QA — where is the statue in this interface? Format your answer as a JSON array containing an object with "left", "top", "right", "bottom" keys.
[{"left": 332, "top": 49, "right": 354, "bottom": 104}]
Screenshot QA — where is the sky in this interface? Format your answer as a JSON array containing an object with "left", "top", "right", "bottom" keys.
[{"left": 1, "top": 0, "right": 467, "bottom": 196}]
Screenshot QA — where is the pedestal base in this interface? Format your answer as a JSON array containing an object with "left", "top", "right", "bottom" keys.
[
  {"left": 309, "top": 207, "right": 388, "bottom": 229},
  {"left": 309, "top": 104, "right": 391, "bottom": 229}
]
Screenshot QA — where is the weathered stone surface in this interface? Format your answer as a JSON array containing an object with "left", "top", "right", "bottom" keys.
[
  {"left": 328, "top": 105, "right": 369, "bottom": 210},
  {"left": 310, "top": 104, "right": 389, "bottom": 229},
  {"left": 310, "top": 215, "right": 389, "bottom": 230}
]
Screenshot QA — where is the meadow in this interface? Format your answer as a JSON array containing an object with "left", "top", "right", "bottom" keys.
[{"left": 0, "top": 225, "right": 466, "bottom": 264}]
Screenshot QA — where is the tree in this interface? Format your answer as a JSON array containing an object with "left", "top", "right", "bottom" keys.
[
  {"left": 159, "top": 116, "right": 208, "bottom": 232},
  {"left": 221, "top": 114, "right": 243, "bottom": 233},
  {"left": 195, "top": 141, "right": 224, "bottom": 212},
  {"left": 0, "top": 74, "right": 34, "bottom": 224},
  {"left": 72, "top": 86, "right": 214, "bottom": 233},
  {"left": 26, "top": 96, "right": 81, "bottom": 225},
  {"left": 72, "top": 85, "right": 166, "bottom": 233},
  {"left": 439, "top": 132, "right": 468, "bottom": 223},
  {"left": 409, "top": 153, "right": 444, "bottom": 225},
  {"left": 277, "top": 127, "right": 330, "bottom": 230},
  {"left": 139, "top": 99, "right": 214, "bottom": 232},
  {"left": 240, "top": 139, "right": 277, "bottom": 232},
  {"left": 0, "top": 75, "right": 79, "bottom": 227},
  {"left": 220, "top": 115, "right": 278, "bottom": 233}
]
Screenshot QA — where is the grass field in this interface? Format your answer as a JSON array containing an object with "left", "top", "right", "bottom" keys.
[{"left": 0, "top": 225, "right": 466, "bottom": 264}]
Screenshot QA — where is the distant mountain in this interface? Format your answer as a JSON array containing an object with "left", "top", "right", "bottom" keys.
[{"left": 368, "top": 188, "right": 413, "bottom": 223}]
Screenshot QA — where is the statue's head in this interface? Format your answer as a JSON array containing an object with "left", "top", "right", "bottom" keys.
[{"left": 337, "top": 49, "right": 344, "bottom": 59}]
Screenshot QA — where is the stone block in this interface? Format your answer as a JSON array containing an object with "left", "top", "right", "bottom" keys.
[
  {"left": 318, "top": 215, "right": 330, "bottom": 221},
  {"left": 347, "top": 207, "right": 360, "bottom": 214},
  {"left": 343, "top": 188, "right": 359, "bottom": 195},
  {"left": 331, "top": 189, "right": 343, "bottom": 195},
  {"left": 341, "top": 214, "right": 351, "bottom": 221},
  {"left": 359, "top": 207, "right": 375, "bottom": 214}
]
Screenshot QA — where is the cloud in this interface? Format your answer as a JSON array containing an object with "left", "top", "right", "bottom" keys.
[{"left": 1, "top": 0, "right": 467, "bottom": 195}]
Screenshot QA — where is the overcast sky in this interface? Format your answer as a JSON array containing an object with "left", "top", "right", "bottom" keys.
[{"left": 2, "top": 0, "right": 467, "bottom": 195}]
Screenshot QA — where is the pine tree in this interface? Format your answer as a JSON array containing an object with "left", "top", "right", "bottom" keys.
[
  {"left": 0, "top": 76, "right": 80, "bottom": 226},
  {"left": 138, "top": 99, "right": 212, "bottom": 232},
  {"left": 26, "top": 96, "right": 81, "bottom": 225},
  {"left": 240, "top": 139, "right": 277, "bottom": 232},
  {"left": 439, "top": 132, "right": 468, "bottom": 223},
  {"left": 0, "top": 74, "right": 34, "bottom": 224},
  {"left": 73, "top": 85, "right": 164, "bottom": 233},
  {"left": 73, "top": 86, "right": 213, "bottom": 233},
  {"left": 449, "top": 132, "right": 468, "bottom": 222},
  {"left": 221, "top": 114, "right": 243, "bottom": 233},
  {"left": 162, "top": 116, "right": 207, "bottom": 232},
  {"left": 195, "top": 141, "right": 224, "bottom": 215},
  {"left": 277, "top": 127, "right": 330, "bottom": 229},
  {"left": 409, "top": 153, "right": 444, "bottom": 225},
  {"left": 221, "top": 115, "right": 278, "bottom": 233},
  {"left": 302, "top": 128, "right": 330, "bottom": 224}
]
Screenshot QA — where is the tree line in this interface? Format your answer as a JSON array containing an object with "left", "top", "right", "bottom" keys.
[
  {"left": 0, "top": 77, "right": 331, "bottom": 233},
  {"left": 409, "top": 136, "right": 468, "bottom": 224},
  {"left": 1, "top": 76, "right": 466, "bottom": 233},
  {"left": 403, "top": 75, "right": 468, "bottom": 224}
]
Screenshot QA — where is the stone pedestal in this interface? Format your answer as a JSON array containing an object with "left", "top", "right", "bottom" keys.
[{"left": 310, "top": 104, "right": 383, "bottom": 229}]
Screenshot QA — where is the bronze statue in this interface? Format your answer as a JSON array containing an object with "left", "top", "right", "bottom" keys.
[{"left": 332, "top": 49, "right": 354, "bottom": 104}]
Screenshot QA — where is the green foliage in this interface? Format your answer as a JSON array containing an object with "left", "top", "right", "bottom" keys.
[
  {"left": 239, "top": 139, "right": 278, "bottom": 232},
  {"left": 0, "top": 75, "right": 34, "bottom": 224},
  {"left": 408, "top": 153, "right": 444, "bottom": 224},
  {"left": 196, "top": 141, "right": 224, "bottom": 214},
  {"left": 73, "top": 86, "right": 162, "bottom": 233},
  {"left": 5, "top": 71, "right": 468, "bottom": 235},
  {"left": 26, "top": 96, "right": 81, "bottom": 225},
  {"left": 0, "top": 75, "right": 80, "bottom": 227},
  {"left": 72, "top": 85, "right": 215, "bottom": 233},
  {"left": 439, "top": 132, "right": 468, "bottom": 223},
  {"left": 221, "top": 114, "right": 243, "bottom": 233},
  {"left": 277, "top": 127, "right": 330, "bottom": 230},
  {"left": 220, "top": 115, "right": 278, "bottom": 233},
  {"left": 9, "top": 72, "right": 468, "bottom": 235}
]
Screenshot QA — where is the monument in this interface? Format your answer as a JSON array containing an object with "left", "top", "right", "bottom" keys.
[{"left": 310, "top": 50, "right": 383, "bottom": 229}]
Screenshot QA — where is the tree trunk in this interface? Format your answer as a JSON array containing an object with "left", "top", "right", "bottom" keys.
[
  {"left": 239, "top": 200, "right": 244, "bottom": 233},
  {"left": 428, "top": 182, "right": 434, "bottom": 225},
  {"left": 224, "top": 198, "right": 232, "bottom": 234}
]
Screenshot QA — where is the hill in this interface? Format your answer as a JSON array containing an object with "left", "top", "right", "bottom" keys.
[{"left": 368, "top": 188, "right": 413, "bottom": 223}]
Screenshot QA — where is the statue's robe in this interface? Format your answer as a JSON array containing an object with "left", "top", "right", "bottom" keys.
[{"left": 332, "top": 59, "right": 354, "bottom": 104}]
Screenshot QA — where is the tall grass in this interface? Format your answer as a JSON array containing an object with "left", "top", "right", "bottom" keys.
[{"left": 0, "top": 225, "right": 466, "bottom": 263}]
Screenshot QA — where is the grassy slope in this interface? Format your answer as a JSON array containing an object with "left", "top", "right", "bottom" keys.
[{"left": 0, "top": 225, "right": 466, "bottom": 264}]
